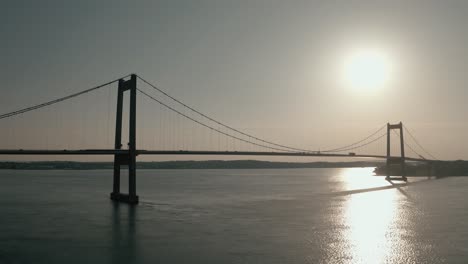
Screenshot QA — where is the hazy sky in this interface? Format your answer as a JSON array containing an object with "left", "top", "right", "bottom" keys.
[{"left": 1, "top": 0, "right": 468, "bottom": 160}]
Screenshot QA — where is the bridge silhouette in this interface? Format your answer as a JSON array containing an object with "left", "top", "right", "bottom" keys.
[{"left": 0, "top": 74, "right": 438, "bottom": 204}]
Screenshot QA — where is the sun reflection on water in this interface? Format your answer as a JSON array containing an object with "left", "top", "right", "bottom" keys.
[
  {"left": 340, "top": 168, "right": 404, "bottom": 263},
  {"left": 342, "top": 167, "right": 391, "bottom": 190}
]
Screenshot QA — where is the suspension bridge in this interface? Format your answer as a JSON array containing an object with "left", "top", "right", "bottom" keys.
[{"left": 0, "top": 74, "right": 438, "bottom": 204}]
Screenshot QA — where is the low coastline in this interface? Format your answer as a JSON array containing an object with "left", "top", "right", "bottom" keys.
[
  {"left": 0, "top": 160, "right": 383, "bottom": 170},
  {"left": 374, "top": 160, "right": 468, "bottom": 177}
]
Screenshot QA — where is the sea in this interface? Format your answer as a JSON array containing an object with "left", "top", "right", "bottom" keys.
[{"left": 0, "top": 167, "right": 467, "bottom": 263}]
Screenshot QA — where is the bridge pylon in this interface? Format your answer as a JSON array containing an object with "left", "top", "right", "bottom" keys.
[
  {"left": 386, "top": 122, "right": 407, "bottom": 181},
  {"left": 110, "top": 74, "right": 139, "bottom": 204}
]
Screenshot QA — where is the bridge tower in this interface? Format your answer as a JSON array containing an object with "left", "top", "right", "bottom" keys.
[
  {"left": 386, "top": 122, "right": 407, "bottom": 181},
  {"left": 110, "top": 74, "right": 139, "bottom": 204}
]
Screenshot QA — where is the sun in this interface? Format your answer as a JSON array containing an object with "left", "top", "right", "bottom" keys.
[{"left": 343, "top": 48, "right": 392, "bottom": 92}]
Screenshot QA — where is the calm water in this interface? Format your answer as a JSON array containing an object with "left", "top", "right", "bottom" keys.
[{"left": 0, "top": 168, "right": 467, "bottom": 263}]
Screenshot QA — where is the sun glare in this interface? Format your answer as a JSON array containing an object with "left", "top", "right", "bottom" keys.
[
  {"left": 339, "top": 168, "right": 406, "bottom": 263},
  {"left": 343, "top": 49, "right": 392, "bottom": 93}
]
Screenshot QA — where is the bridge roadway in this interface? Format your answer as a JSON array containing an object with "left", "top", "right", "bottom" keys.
[{"left": 0, "top": 149, "right": 429, "bottom": 162}]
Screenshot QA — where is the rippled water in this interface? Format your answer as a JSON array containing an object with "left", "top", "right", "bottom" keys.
[{"left": 0, "top": 168, "right": 467, "bottom": 263}]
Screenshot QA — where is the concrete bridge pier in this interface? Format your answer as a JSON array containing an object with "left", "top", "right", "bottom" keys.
[
  {"left": 110, "top": 74, "right": 139, "bottom": 204},
  {"left": 386, "top": 122, "right": 407, "bottom": 181}
]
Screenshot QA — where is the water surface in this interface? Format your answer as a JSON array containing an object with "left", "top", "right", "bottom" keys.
[{"left": 0, "top": 168, "right": 467, "bottom": 263}]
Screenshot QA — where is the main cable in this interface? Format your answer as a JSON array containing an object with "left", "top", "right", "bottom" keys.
[
  {"left": 321, "top": 124, "right": 387, "bottom": 152},
  {"left": 327, "top": 132, "right": 387, "bottom": 153},
  {"left": 137, "top": 88, "right": 296, "bottom": 153},
  {"left": 137, "top": 75, "right": 315, "bottom": 153},
  {"left": 403, "top": 125, "right": 438, "bottom": 160},
  {"left": 0, "top": 74, "right": 131, "bottom": 120},
  {"left": 138, "top": 75, "right": 388, "bottom": 154},
  {"left": 391, "top": 130, "right": 426, "bottom": 159}
]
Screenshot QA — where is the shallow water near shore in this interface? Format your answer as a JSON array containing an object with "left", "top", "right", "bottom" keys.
[{"left": 0, "top": 168, "right": 467, "bottom": 263}]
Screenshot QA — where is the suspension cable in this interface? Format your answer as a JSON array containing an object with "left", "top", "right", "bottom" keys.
[
  {"left": 137, "top": 88, "right": 296, "bottom": 153},
  {"left": 137, "top": 75, "right": 316, "bottom": 153},
  {"left": 403, "top": 125, "right": 438, "bottom": 160},
  {"left": 0, "top": 72, "right": 401, "bottom": 156},
  {"left": 321, "top": 124, "right": 387, "bottom": 152},
  {"left": 391, "top": 130, "right": 426, "bottom": 159},
  {"left": 327, "top": 133, "right": 387, "bottom": 153},
  {"left": 138, "top": 75, "right": 391, "bottom": 155},
  {"left": 0, "top": 74, "right": 131, "bottom": 120}
]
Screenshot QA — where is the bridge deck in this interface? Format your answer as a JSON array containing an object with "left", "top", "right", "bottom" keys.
[{"left": 0, "top": 149, "right": 429, "bottom": 162}]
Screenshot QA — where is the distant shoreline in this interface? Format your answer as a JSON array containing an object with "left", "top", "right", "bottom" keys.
[
  {"left": 0, "top": 160, "right": 383, "bottom": 170},
  {"left": 374, "top": 160, "right": 468, "bottom": 177},
  {"left": 3, "top": 160, "right": 467, "bottom": 177}
]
